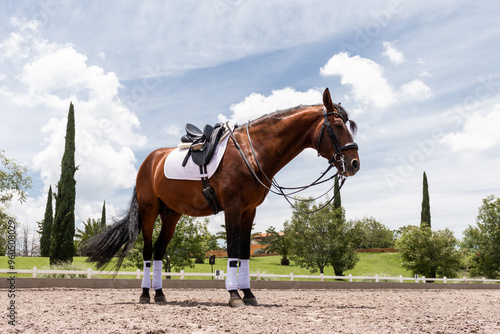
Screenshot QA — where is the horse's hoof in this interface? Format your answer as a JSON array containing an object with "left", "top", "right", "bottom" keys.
[
  {"left": 243, "top": 297, "right": 259, "bottom": 306},
  {"left": 139, "top": 296, "right": 150, "bottom": 304},
  {"left": 154, "top": 295, "right": 167, "bottom": 305},
  {"left": 228, "top": 297, "right": 245, "bottom": 308}
]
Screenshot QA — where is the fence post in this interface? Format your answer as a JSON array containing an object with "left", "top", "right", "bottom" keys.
[
  {"left": 181, "top": 270, "right": 185, "bottom": 280},
  {"left": 136, "top": 269, "right": 140, "bottom": 279},
  {"left": 482, "top": 277, "right": 486, "bottom": 284},
  {"left": 375, "top": 274, "right": 379, "bottom": 283},
  {"left": 399, "top": 275, "right": 403, "bottom": 283},
  {"left": 321, "top": 273, "right": 324, "bottom": 282},
  {"left": 33, "top": 266, "right": 37, "bottom": 279},
  {"left": 257, "top": 271, "right": 261, "bottom": 281},
  {"left": 443, "top": 276, "right": 447, "bottom": 283},
  {"left": 463, "top": 277, "right": 466, "bottom": 283},
  {"left": 87, "top": 268, "right": 92, "bottom": 279},
  {"left": 349, "top": 274, "right": 353, "bottom": 282},
  {"left": 290, "top": 273, "right": 294, "bottom": 282},
  {"left": 422, "top": 276, "right": 426, "bottom": 283}
]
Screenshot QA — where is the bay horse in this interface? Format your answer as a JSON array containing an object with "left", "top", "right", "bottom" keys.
[{"left": 83, "top": 88, "right": 360, "bottom": 307}]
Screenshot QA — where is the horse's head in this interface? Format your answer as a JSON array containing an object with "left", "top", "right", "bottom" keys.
[{"left": 315, "top": 88, "right": 360, "bottom": 176}]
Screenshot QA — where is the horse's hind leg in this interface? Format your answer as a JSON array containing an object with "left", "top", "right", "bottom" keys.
[
  {"left": 138, "top": 198, "right": 160, "bottom": 304},
  {"left": 151, "top": 204, "right": 182, "bottom": 305}
]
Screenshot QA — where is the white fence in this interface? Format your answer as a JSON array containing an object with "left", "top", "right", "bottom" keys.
[{"left": 2, "top": 267, "right": 500, "bottom": 284}]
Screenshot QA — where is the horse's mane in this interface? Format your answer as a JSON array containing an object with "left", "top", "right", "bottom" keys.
[
  {"left": 250, "top": 104, "right": 321, "bottom": 126},
  {"left": 249, "top": 103, "right": 357, "bottom": 135}
]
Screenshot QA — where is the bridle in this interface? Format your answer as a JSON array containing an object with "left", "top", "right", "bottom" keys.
[
  {"left": 228, "top": 105, "right": 358, "bottom": 212},
  {"left": 317, "top": 106, "right": 358, "bottom": 174}
]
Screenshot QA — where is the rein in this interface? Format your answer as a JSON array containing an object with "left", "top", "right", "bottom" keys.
[{"left": 227, "top": 106, "right": 354, "bottom": 213}]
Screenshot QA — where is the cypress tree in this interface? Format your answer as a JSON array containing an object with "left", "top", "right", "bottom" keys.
[
  {"left": 40, "top": 186, "right": 53, "bottom": 257},
  {"left": 50, "top": 102, "right": 77, "bottom": 265},
  {"left": 333, "top": 175, "right": 341, "bottom": 209},
  {"left": 420, "top": 171, "right": 431, "bottom": 228},
  {"left": 332, "top": 175, "right": 343, "bottom": 224},
  {"left": 100, "top": 201, "right": 106, "bottom": 229}
]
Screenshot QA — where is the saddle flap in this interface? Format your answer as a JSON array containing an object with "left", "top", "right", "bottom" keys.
[
  {"left": 203, "top": 124, "right": 214, "bottom": 141},
  {"left": 185, "top": 123, "right": 203, "bottom": 138}
]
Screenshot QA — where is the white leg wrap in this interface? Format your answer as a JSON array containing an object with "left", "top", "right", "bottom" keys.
[
  {"left": 152, "top": 260, "right": 163, "bottom": 290},
  {"left": 141, "top": 261, "right": 151, "bottom": 289},
  {"left": 238, "top": 259, "right": 250, "bottom": 290},
  {"left": 225, "top": 258, "right": 239, "bottom": 291}
]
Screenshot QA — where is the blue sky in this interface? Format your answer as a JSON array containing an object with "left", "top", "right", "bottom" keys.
[{"left": 1, "top": 1, "right": 499, "bottom": 242}]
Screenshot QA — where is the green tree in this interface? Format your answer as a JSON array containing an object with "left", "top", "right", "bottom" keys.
[
  {"left": 351, "top": 216, "right": 395, "bottom": 249},
  {"left": 50, "top": 102, "right": 77, "bottom": 265},
  {"left": 0, "top": 211, "right": 16, "bottom": 256},
  {"left": 261, "top": 226, "right": 291, "bottom": 265},
  {"left": 192, "top": 219, "right": 219, "bottom": 263},
  {"left": 286, "top": 197, "right": 359, "bottom": 276},
  {"left": 0, "top": 149, "right": 32, "bottom": 205},
  {"left": 462, "top": 195, "right": 500, "bottom": 278},
  {"left": 75, "top": 218, "right": 105, "bottom": 255},
  {"left": 125, "top": 216, "right": 217, "bottom": 273},
  {"left": 39, "top": 186, "right": 53, "bottom": 257},
  {"left": 0, "top": 149, "right": 32, "bottom": 255},
  {"left": 396, "top": 225, "right": 462, "bottom": 279},
  {"left": 100, "top": 201, "right": 106, "bottom": 229},
  {"left": 420, "top": 171, "right": 431, "bottom": 228}
]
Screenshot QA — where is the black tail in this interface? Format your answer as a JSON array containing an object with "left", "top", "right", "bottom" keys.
[{"left": 82, "top": 188, "right": 141, "bottom": 271}]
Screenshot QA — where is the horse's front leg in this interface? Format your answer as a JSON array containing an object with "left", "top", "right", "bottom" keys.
[
  {"left": 239, "top": 209, "right": 258, "bottom": 306},
  {"left": 225, "top": 208, "right": 258, "bottom": 308},
  {"left": 225, "top": 206, "right": 244, "bottom": 308}
]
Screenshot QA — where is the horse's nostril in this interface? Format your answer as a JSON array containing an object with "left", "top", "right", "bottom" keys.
[{"left": 352, "top": 159, "right": 360, "bottom": 170}]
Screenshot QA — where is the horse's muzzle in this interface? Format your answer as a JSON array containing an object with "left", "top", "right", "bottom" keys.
[
  {"left": 339, "top": 142, "right": 359, "bottom": 176},
  {"left": 348, "top": 158, "right": 360, "bottom": 176}
]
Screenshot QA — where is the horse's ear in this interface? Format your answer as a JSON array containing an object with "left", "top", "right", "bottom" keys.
[{"left": 323, "top": 88, "right": 334, "bottom": 111}]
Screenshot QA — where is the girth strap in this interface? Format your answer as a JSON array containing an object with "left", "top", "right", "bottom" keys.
[{"left": 200, "top": 164, "right": 223, "bottom": 214}]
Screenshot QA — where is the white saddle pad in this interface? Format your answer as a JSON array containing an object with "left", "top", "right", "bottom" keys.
[{"left": 164, "top": 135, "right": 230, "bottom": 180}]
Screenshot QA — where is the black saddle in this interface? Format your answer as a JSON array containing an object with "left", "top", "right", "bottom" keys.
[
  {"left": 180, "top": 122, "right": 227, "bottom": 215},
  {"left": 181, "top": 123, "right": 225, "bottom": 167}
]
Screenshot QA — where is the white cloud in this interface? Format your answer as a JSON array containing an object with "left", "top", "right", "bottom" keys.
[
  {"left": 1, "top": 20, "right": 146, "bottom": 232},
  {"left": 441, "top": 104, "right": 500, "bottom": 152},
  {"left": 320, "top": 52, "right": 396, "bottom": 108},
  {"left": 382, "top": 41, "right": 405, "bottom": 64},
  {"left": 165, "top": 124, "right": 181, "bottom": 137},
  {"left": 218, "top": 87, "right": 322, "bottom": 124},
  {"left": 400, "top": 79, "right": 432, "bottom": 100},
  {"left": 320, "top": 52, "right": 433, "bottom": 109}
]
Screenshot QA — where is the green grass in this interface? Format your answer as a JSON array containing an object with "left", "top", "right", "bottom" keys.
[
  {"left": 0, "top": 257, "right": 129, "bottom": 278},
  {"left": 344, "top": 253, "right": 412, "bottom": 278},
  {"left": 2, "top": 256, "right": 50, "bottom": 270},
  {"left": 1, "top": 253, "right": 410, "bottom": 280}
]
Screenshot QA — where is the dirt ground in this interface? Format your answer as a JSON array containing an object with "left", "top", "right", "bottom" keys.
[{"left": 2, "top": 288, "right": 500, "bottom": 333}]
